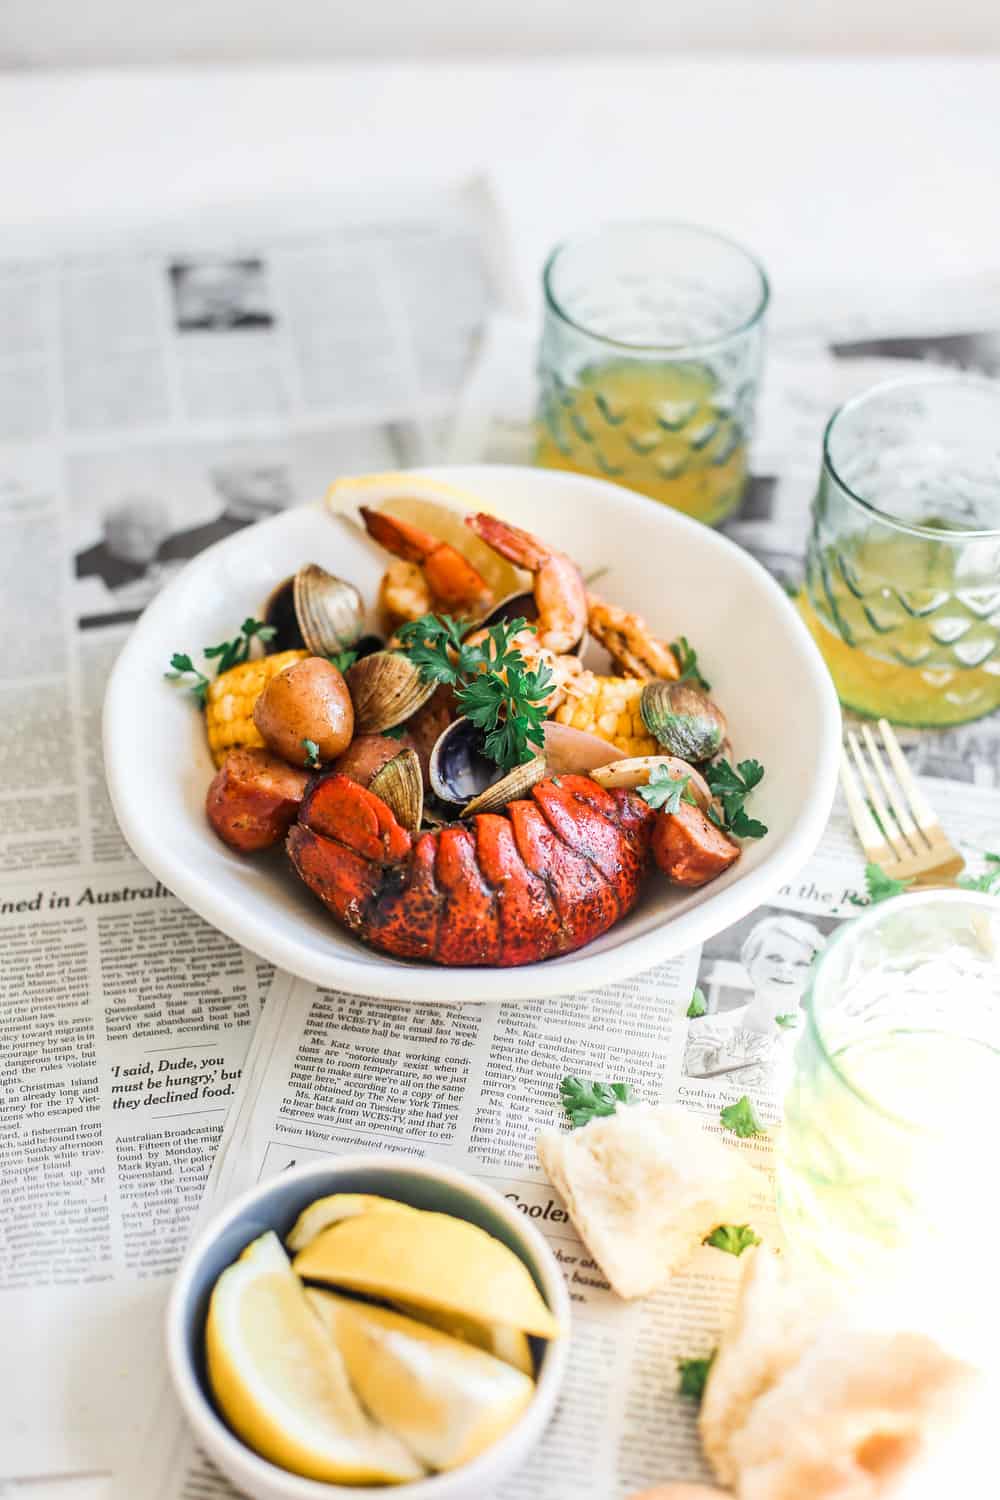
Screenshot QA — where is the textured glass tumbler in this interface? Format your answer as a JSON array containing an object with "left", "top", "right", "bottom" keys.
[
  {"left": 801, "top": 375, "right": 1000, "bottom": 726},
  {"left": 777, "top": 891, "right": 1000, "bottom": 1289},
  {"left": 535, "top": 223, "right": 768, "bottom": 525}
]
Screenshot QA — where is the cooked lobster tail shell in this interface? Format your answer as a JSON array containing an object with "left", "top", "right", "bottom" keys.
[{"left": 287, "top": 772, "right": 654, "bottom": 967}]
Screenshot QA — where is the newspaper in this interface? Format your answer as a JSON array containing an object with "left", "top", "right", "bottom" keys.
[{"left": 0, "top": 178, "right": 516, "bottom": 1480}]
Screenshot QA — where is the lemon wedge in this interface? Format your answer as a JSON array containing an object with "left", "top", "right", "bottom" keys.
[
  {"left": 325, "top": 472, "right": 527, "bottom": 602},
  {"left": 205, "top": 1231, "right": 422, "bottom": 1484},
  {"left": 285, "top": 1192, "right": 415, "bottom": 1253},
  {"left": 292, "top": 1209, "right": 560, "bottom": 1340},
  {"left": 393, "top": 1301, "right": 535, "bottom": 1376},
  {"left": 308, "top": 1290, "right": 535, "bottom": 1471}
]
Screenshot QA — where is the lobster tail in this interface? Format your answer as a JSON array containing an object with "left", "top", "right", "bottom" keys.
[{"left": 287, "top": 772, "right": 654, "bottom": 967}]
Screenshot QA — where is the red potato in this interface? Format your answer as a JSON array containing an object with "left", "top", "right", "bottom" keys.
[
  {"left": 206, "top": 748, "right": 309, "bottom": 853},
  {"left": 330, "top": 733, "right": 419, "bottom": 788},
  {"left": 653, "top": 802, "right": 740, "bottom": 887},
  {"left": 253, "top": 657, "right": 354, "bottom": 767}
]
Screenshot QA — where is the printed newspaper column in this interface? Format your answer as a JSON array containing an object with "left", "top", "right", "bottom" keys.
[{"left": 0, "top": 868, "right": 280, "bottom": 1475}]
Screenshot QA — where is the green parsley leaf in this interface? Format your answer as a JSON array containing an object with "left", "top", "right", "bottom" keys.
[
  {"left": 637, "top": 765, "right": 697, "bottom": 814},
  {"left": 677, "top": 1352, "right": 716, "bottom": 1402},
  {"left": 382, "top": 723, "right": 407, "bottom": 741},
  {"left": 164, "top": 651, "right": 211, "bottom": 707},
  {"left": 703, "top": 1224, "right": 761, "bottom": 1257},
  {"left": 720, "top": 1095, "right": 766, "bottom": 1138},
  {"left": 203, "top": 617, "right": 276, "bottom": 676},
  {"left": 671, "top": 635, "right": 711, "bottom": 692},
  {"left": 395, "top": 614, "right": 468, "bottom": 686},
  {"left": 327, "top": 649, "right": 358, "bottom": 674},
  {"left": 705, "top": 758, "right": 768, "bottom": 840},
  {"left": 302, "top": 739, "right": 321, "bottom": 769},
  {"left": 958, "top": 852, "right": 1000, "bottom": 895},
  {"left": 559, "top": 1076, "right": 635, "bottom": 1128},
  {"left": 847, "top": 862, "right": 913, "bottom": 907},
  {"left": 774, "top": 1013, "right": 798, "bottom": 1029},
  {"left": 686, "top": 987, "right": 707, "bottom": 1019}
]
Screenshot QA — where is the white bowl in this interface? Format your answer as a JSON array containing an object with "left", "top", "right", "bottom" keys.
[
  {"left": 165, "top": 1156, "right": 570, "bottom": 1500},
  {"left": 104, "top": 464, "right": 840, "bottom": 1002}
]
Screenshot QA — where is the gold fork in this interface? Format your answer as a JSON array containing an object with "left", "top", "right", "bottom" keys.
[{"left": 839, "top": 718, "right": 965, "bottom": 884}]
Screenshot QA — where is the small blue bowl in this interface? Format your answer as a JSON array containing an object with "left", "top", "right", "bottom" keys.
[{"left": 166, "top": 1156, "right": 571, "bottom": 1500}]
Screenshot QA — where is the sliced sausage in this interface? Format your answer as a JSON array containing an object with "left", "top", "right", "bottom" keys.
[
  {"left": 652, "top": 802, "right": 740, "bottom": 887},
  {"left": 206, "top": 748, "right": 309, "bottom": 853}
]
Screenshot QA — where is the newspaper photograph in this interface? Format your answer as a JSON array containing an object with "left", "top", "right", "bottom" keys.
[{"left": 0, "top": 176, "right": 516, "bottom": 1481}]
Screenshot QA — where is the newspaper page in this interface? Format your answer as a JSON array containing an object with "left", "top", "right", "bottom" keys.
[
  {"left": 127, "top": 787, "right": 1000, "bottom": 1500},
  {"left": 0, "top": 178, "right": 516, "bottom": 1480}
]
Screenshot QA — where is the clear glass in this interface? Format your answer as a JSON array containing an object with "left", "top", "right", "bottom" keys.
[
  {"left": 535, "top": 222, "right": 769, "bottom": 525},
  {"left": 800, "top": 375, "right": 1000, "bottom": 725},
  {"left": 777, "top": 891, "right": 1000, "bottom": 1291}
]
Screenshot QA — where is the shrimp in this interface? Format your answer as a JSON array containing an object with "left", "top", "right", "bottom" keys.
[
  {"left": 586, "top": 595, "right": 680, "bottom": 681},
  {"left": 360, "top": 506, "right": 494, "bottom": 616},
  {"left": 379, "top": 559, "right": 432, "bottom": 629},
  {"left": 466, "top": 513, "right": 587, "bottom": 654}
]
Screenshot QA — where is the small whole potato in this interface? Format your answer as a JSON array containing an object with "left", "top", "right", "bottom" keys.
[{"left": 253, "top": 657, "right": 354, "bottom": 768}]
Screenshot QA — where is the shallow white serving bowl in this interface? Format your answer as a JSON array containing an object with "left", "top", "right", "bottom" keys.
[
  {"left": 166, "top": 1156, "right": 570, "bottom": 1500},
  {"left": 105, "top": 464, "right": 840, "bottom": 1002}
]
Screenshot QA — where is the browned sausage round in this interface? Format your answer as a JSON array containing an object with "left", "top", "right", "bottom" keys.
[
  {"left": 206, "top": 748, "right": 309, "bottom": 853},
  {"left": 652, "top": 802, "right": 740, "bottom": 887}
]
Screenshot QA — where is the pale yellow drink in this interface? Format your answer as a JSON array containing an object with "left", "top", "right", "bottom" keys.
[{"left": 536, "top": 360, "right": 747, "bottom": 525}]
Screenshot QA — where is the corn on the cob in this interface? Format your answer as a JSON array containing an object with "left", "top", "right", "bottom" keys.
[
  {"left": 553, "top": 674, "right": 658, "bottom": 758},
  {"left": 205, "top": 650, "right": 309, "bottom": 766}
]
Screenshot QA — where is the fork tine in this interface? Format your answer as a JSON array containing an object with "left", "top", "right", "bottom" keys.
[
  {"left": 877, "top": 719, "right": 941, "bottom": 833},
  {"left": 846, "top": 731, "right": 906, "bottom": 859},
  {"left": 839, "top": 748, "right": 890, "bottom": 857},
  {"left": 860, "top": 723, "right": 926, "bottom": 853}
]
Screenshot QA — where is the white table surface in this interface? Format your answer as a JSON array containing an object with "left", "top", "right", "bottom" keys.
[{"left": 3, "top": 54, "right": 999, "bottom": 1496}]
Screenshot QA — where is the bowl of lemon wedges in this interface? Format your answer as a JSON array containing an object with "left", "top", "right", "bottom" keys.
[{"left": 166, "top": 1157, "right": 569, "bottom": 1500}]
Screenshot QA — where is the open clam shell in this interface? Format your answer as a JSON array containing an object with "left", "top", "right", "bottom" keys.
[
  {"left": 345, "top": 651, "right": 438, "bottom": 734},
  {"left": 428, "top": 716, "right": 499, "bottom": 808},
  {"left": 264, "top": 564, "right": 365, "bottom": 656},
  {"left": 590, "top": 754, "right": 712, "bottom": 811},
  {"left": 461, "top": 756, "right": 547, "bottom": 818},
  {"left": 369, "top": 748, "right": 424, "bottom": 833}
]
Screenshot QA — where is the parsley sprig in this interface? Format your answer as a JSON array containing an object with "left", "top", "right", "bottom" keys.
[
  {"left": 678, "top": 1352, "right": 716, "bottom": 1402},
  {"left": 671, "top": 635, "right": 711, "bottom": 692},
  {"left": 166, "top": 617, "right": 276, "bottom": 708},
  {"left": 703, "top": 1223, "right": 761, "bottom": 1257},
  {"left": 396, "top": 614, "right": 552, "bottom": 772},
  {"left": 720, "top": 1095, "right": 766, "bottom": 1138},
  {"left": 559, "top": 1076, "right": 635, "bottom": 1128},
  {"left": 637, "top": 765, "right": 699, "bottom": 814},
  {"left": 958, "top": 852, "right": 1000, "bottom": 895},
  {"left": 706, "top": 758, "right": 768, "bottom": 840},
  {"left": 302, "top": 738, "right": 321, "bottom": 769},
  {"left": 847, "top": 861, "right": 913, "bottom": 907},
  {"left": 327, "top": 649, "right": 358, "bottom": 674},
  {"left": 686, "top": 986, "right": 707, "bottom": 1019}
]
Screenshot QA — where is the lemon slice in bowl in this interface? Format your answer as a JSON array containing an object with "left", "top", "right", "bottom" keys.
[
  {"left": 325, "top": 472, "right": 528, "bottom": 604},
  {"left": 205, "top": 1231, "right": 422, "bottom": 1484},
  {"left": 393, "top": 1301, "right": 535, "bottom": 1376},
  {"left": 285, "top": 1192, "right": 416, "bottom": 1253},
  {"left": 308, "top": 1290, "right": 535, "bottom": 1472},
  {"left": 292, "top": 1208, "right": 561, "bottom": 1339}
]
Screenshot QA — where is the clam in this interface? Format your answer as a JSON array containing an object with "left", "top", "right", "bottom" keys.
[
  {"left": 344, "top": 651, "right": 437, "bottom": 734},
  {"left": 369, "top": 748, "right": 423, "bottom": 832},
  {"left": 264, "top": 564, "right": 364, "bottom": 655},
  {"left": 428, "top": 717, "right": 548, "bottom": 815},
  {"left": 462, "top": 757, "right": 547, "bottom": 818},
  {"left": 429, "top": 717, "right": 500, "bottom": 809},
  {"left": 639, "top": 681, "right": 726, "bottom": 764},
  {"left": 591, "top": 755, "right": 712, "bottom": 810}
]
